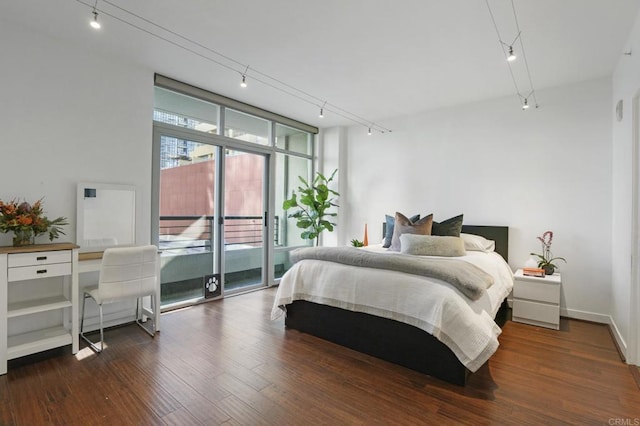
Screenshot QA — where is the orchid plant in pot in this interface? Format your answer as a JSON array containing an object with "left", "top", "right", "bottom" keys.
[{"left": 530, "top": 230, "right": 566, "bottom": 276}]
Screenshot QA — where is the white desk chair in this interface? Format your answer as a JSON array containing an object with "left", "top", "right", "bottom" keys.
[{"left": 80, "top": 245, "right": 160, "bottom": 353}]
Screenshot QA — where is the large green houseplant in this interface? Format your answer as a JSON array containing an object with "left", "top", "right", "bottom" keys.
[{"left": 282, "top": 169, "right": 339, "bottom": 246}]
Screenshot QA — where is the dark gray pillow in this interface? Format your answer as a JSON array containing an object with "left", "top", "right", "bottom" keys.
[
  {"left": 432, "top": 214, "right": 464, "bottom": 237},
  {"left": 383, "top": 213, "right": 420, "bottom": 248}
]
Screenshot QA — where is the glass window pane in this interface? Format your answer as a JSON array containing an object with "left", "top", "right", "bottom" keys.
[
  {"left": 275, "top": 123, "right": 312, "bottom": 155},
  {"left": 153, "top": 87, "right": 219, "bottom": 134},
  {"left": 158, "top": 135, "right": 217, "bottom": 306},
  {"left": 224, "top": 109, "right": 269, "bottom": 145},
  {"left": 275, "top": 153, "right": 313, "bottom": 279},
  {"left": 224, "top": 151, "right": 265, "bottom": 292}
]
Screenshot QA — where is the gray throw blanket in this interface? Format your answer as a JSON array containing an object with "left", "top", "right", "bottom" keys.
[{"left": 291, "top": 247, "right": 494, "bottom": 300}]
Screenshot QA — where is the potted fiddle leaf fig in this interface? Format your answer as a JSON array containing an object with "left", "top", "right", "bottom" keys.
[{"left": 283, "top": 169, "right": 339, "bottom": 246}]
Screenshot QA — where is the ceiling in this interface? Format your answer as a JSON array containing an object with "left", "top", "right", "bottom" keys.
[{"left": 2, "top": 0, "right": 638, "bottom": 131}]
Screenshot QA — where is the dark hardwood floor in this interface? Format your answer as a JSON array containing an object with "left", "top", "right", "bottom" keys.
[{"left": 1, "top": 287, "right": 638, "bottom": 425}]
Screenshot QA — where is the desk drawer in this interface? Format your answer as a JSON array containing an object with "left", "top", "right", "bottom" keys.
[
  {"left": 8, "top": 263, "right": 72, "bottom": 282},
  {"left": 8, "top": 251, "right": 71, "bottom": 268}
]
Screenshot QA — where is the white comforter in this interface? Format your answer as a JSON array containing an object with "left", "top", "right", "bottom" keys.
[{"left": 271, "top": 247, "right": 514, "bottom": 372}]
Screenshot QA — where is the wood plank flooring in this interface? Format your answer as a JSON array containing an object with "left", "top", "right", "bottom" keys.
[{"left": 0, "top": 287, "right": 638, "bottom": 425}]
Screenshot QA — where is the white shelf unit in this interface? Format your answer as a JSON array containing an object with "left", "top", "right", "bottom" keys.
[
  {"left": 512, "top": 268, "right": 561, "bottom": 330},
  {"left": 0, "top": 243, "right": 79, "bottom": 374}
]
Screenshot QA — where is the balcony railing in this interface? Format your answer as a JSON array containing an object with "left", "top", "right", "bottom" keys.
[{"left": 159, "top": 215, "right": 279, "bottom": 253}]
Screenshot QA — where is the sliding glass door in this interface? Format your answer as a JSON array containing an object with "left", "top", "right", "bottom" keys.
[
  {"left": 152, "top": 82, "right": 316, "bottom": 308},
  {"left": 152, "top": 125, "right": 270, "bottom": 307}
]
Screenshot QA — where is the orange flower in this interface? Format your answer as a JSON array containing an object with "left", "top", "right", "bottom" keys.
[{"left": 18, "top": 215, "right": 33, "bottom": 226}]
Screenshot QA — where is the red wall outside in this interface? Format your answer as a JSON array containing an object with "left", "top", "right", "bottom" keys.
[{"left": 159, "top": 156, "right": 264, "bottom": 243}]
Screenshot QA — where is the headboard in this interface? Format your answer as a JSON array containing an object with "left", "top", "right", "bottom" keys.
[{"left": 381, "top": 223, "right": 509, "bottom": 262}]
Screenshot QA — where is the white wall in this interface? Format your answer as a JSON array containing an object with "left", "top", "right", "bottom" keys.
[
  {"left": 612, "top": 8, "right": 640, "bottom": 361},
  {"left": 317, "top": 126, "right": 348, "bottom": 247},
  {"left": 341, "top": 78, "right": 613, "bottom": 321},
  {"left": 0, "top": 19, "right": 154, "bottom": 247},
  {"left": 0, "top": 19, "right": 154, "bottom": 329}
]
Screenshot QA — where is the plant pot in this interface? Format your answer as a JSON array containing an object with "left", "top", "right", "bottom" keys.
[
  {"left": 13, "top": 229, "right": 35, "bottom": 247},
  {"left": 543, "top": 265, "right": 555, "bottom": 276}
]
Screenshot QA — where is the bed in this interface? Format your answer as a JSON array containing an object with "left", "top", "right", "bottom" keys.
[{"left": 271, "top": 225, "right": 512, "bottom": 386}]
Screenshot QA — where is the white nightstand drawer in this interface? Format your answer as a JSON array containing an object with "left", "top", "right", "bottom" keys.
[
  {"left": 8, "top": 251, "right": 71, "bottom": 268},
  {"left": 513, "top": 279, "right": 560, "bottom": 304},
  {"left": 7, "top": 263, "right": 72, "bottom": 282},
  {"left": 513, "top": 299, "right": 559, "bottom": 325}
]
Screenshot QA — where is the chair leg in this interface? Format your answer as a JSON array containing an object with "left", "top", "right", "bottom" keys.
[
  {"left": 135, "top": 295, "right": 156, "bottom": 337},
  {"left": 80, "top": 293, "right": 104, "bottom": 353},
  {"left": 80, "top": 293, "right": 87, "bottom": 337}
]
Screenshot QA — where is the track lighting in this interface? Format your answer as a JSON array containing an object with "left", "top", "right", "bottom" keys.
[
  {"left": 368, "top": 128, "right": 372, "bottom": 136},
  {"left": 240, "top": 65, "right": 249, "bottom": 88},
  {"left": 90, "top": 9, "right": 101, "bottom": 29},
  {"left": 78, "top": 2, "right": 393, "bottom": 135},
  {"left": 89, "top": 0, "right": 101, "bottom": 29},
  {"left": 486, "top": 0, "right": 539, "bottom": 110}
]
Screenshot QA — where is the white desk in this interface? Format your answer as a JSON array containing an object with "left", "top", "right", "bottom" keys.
[{"left": 77, "top": 258, "right": 102, "bottom": 274}]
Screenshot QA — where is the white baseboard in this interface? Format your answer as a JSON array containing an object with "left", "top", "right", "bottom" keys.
[
  {"left": 560, "top": 307, "right": 610, "bottom": 324},
  {"left": 608, "top": 316, "right": 628, "bottom": 360},
  {"left": 557, "top": 308, "right": 628, "bottom": 361}
]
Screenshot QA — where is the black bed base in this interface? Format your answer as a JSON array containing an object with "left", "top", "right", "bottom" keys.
[
  {"left": 285, "top": 299, "right": 509, "bottom": 386},
  {"left": 286, "top": 301, "right": 470, "bottom": 385}
]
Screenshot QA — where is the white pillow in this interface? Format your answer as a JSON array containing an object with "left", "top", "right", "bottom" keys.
[
  {"left": 400, "top": 234, "right": 466, "bottom": 257},
  {"left": 460, "top": 233, "right": 495, "bottom": 252}
]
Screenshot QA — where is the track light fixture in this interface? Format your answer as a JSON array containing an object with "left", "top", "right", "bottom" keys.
[
  {"left": 486, "top": 0, "right": 539, "bottom": 109},
  {"left": 90, "top": 11, "right": 101, "bottom": 29},
  {"left": 90, "top": 1, "right": 101, "bottom": 29},
  {"left": 319, "top": 101, "right": 326, "bottom": 118},
  {"left": 520, "top": 91, "right": 537, "bottom": 110},
  {"left": 499, "top": 34, "right": 520, "bottom": 62},
  {"left": 240, "top": 65, "right": 249, "bottom": 88},
  {"left": 368, "top": 128, "right": 372, "bottom": 136}
]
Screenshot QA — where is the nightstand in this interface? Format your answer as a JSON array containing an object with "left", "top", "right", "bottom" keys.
[{"left": 512, "top": 268, "right": 561, "bottom": 330}]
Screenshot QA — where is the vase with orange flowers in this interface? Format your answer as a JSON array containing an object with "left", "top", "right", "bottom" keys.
[
  {"left": 530, "top": 230, "right": 566, "bottom": 276},
  {"left": 0, "top": 198, "right": 68, "bottom": 246}
]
